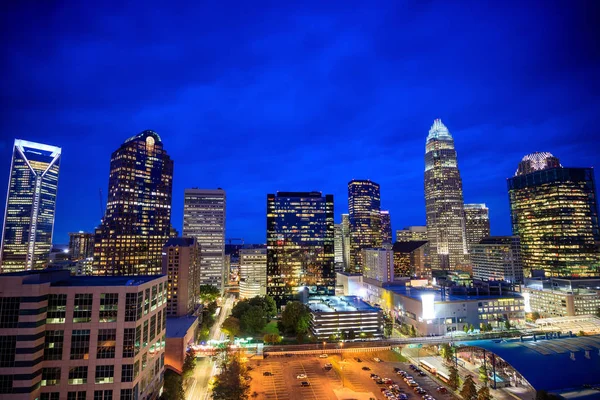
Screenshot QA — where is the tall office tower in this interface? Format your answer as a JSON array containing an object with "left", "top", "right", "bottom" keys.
[
  {"left": 424, "top": 119, "right": 468, "bottom": 271},
  {"left": 471, "top": 236, "right": 523, "bottom": 283},
  {"left": 68, "top": 231, "right": 94, "bottom": 261},
  {"left": 0, "top": 140, "right": 61, "bottom": 273},
  {"left": 464, "top": 204, "right": 491, "bottom": 252},
  {"left": 363, "top": 248, "right": 394, "bottom": 283},
  {"left": 396, "top": 226, "right": 428, "bottom": 242},
  {"left": 341, "top": 214, "right": 351, "bottom": 270},
  {"left": 266, "top": 192, "right": 335, "bottom": 307},
  {"left": 508, "top": 152, "right": 600, "bottom": 277},
  {"left": 93, "top": 130, "right": 173, "bottom": 276},
  {"left": 239, "top": 248, "right": 267, "bottom": 299},
  {"left": 348, "top": 180, "right": 381, "bottom": 272},
  {"left": 162, "top": 237, "right": 201, "bottom": 317},
  {"left": 380, "top": 210, "right": 392, "bottom": 245},
  {"left": 0, "top": 269, "right": 166, "bottom": 400},
  {"left": 182, "top": 188, "right": 226, "bottom": 292}
]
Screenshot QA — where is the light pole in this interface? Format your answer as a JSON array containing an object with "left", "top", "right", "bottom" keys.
[
  {"left": 322, "top": 341, "right": 326, "bottom": 354},
  {"left": 340, "top": 341, "right": 344, "bottom": 362}
]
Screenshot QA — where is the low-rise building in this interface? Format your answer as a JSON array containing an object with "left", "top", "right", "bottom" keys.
[
  {"left": 0, "top": 269, "right": 166, "bottom": 400},
  {"left": 307, "top": 296, "right": 383, "bottom": 340},
  {"left": 165, "top": 316, "right": 198, "bottom": 373},
  {"left": 471, "top": 236, "right": 523, "bottom": 283},
  {"left": 523, "top": 277, "right": 600, "bottom": 317}
]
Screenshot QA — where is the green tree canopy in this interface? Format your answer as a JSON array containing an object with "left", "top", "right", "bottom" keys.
[
  {"left": 263, "top": 333, "right": 282, "bottom": 344},
  {"left": 182, "top": 353, "right": 196, "bottom": 380},
  {"left": 504, "top": 320, "right": 511, "bottom": 330},
  {"left": 448, "top": 365, "right": 460, "bottom": 390},
  {"left": 280, "top": 301, "right": 311, "bottom": 335},
  {"left": 478, "top": 365, "right": 489, "bottom": 386},
  {"left": 240, "top": 305, "right": 267, "bottom": 335},
  {"left": 410, "top": 325, "right": 417, "bottom": 337},
  {"left": 161, "top": 369, "right": 185, "bottom": 400},
  {"left": 231, "top": 300, "right": 252, "bottom": 320},
  {"left": 221, "top": 316, "right": 241, "bottom": 339},
  {"left": 199, "top": 284, "right": 220, "bottom": 304},
  {"left": 440, "top": 343, "right": 454, "bottom": 363},
  {"left": 248, "top": 296, "right": 277, "bottom": 320},
  {"left": 477, "top": 385, "right": 492, "bottom": 400},
  {"left": 460, "top": 375, "right": 477, "bottom": 400},
  {"left": 212, "top": 358, "right": 250, "bottom": 400}
]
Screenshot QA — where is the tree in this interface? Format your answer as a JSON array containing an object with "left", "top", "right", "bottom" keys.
[
  {"left": 221, "top": 316, "right": 241, "bottom": 339},
  {"left": 469, "top": 324, "right": 475, "bottom": 332},
  {"left": 478, "top": 365, "right": 489, "bottom": 387},
  {"left": 504, "top": 320, "right": 511, "bottom": 330},
  {"left": 448, "top": 365, "right": 460, "bottom": 390},
  {"left": 347, "top": 329, "right": 356, "bottom": 340},
  {"left": 231, "top": 300, "right": 252, "bottom": 320},
  {"left": 460, "top": 375, "right": 477, "bottom": 400},
  {"left": 182, "top": 353, "right": 196, "bottom": 380},
  {"left": 410, "top": 325, "right": 417, "bottom": 337},
  {"left": 241, "top": 306, "right": 267, "bottom": 335},
  {"left": 280, "top": 301, "right": 311, "bottom": 335},
  {"left": 440, "top": 343, "right": 454, "bottom": 363},
  {"left": 212, "top": 358, "right": 250, "bottom": 400},
  {"left": 463, "top": 324, "right": 469, "bottom": 333},
  {"left": 263, "top": 333, "right": 282, "bottom": 344},
  {"left": 161, "top": 369, "right": 185, "bottom": 400},
  {"left": 249, "top": 296, "right": 277, "bottom": 320},
  {"left": 384, "top": 321, "right": 393, "bottom": 337},
  {"left": 199, "top": 284, "right": 220, "bottom": 304},
  {"left": 579, "top": 330, "right": 586, "bottom": 336},
  {"left": 486, "top": 323, "right": 493, "bottom": 332},
  {"left": 477, "top": 385, "right": 492, "bottom": 400}
]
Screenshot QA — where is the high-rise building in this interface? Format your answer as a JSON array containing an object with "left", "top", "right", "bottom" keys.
[
  {"left": 424, "top": 119, "right": 468, "bottom": 271},
  {"left": 239, "top": 248, "right": 267, "bottom": 299},
  {"left": 341, "top": 214, "right": 351, "bottom": 270},
  {"left": 266, "top": 192, "right": 335, "bottom": 307},
  {"left": 471, "top": 236, "right": 523, "bottom": 283},
  {"left": 93, "top": 130, "right": 173, "bottom": 276},
  {"left": 363, "top": 248, "right": 394, "bottom": 283},
  {"left": 0, "top": 140, "right": 61, "bottom": 273},
  {"left": 334, "top": 223, "right": 344, "bottom": 272},
  {"left": 392, "top": 241, "right": 429, "bottom": 278},
  {"left": 508, "top": 152, "right": 600, "bottom": 277},
  {"left": 348, "top": 180, "right": 381, "bottom": 272},
  {"left": 68, "top": 232, "right": 94, "bottom": 261},
  {"left": 396, "top": 226, "right": 428, "bottom": 242},
  {"left": 380, "top": 210, "right": 392, "bottom": 245},
  {"left": 0, "top": 268, "right": 166, "bottom": 400},
  {"left": 182, "top": 188, "right": 226, "bottom": 292},
  {"left": 162, "top": 237, "right": 201, "bottom": 317},
  {"left": 464, "top": 204, "right": 491, "bottom": 253}
]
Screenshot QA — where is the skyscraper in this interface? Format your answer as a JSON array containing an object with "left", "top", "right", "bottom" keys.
[
  {"left": 424, "top": 119, "right": 468, "bottom": 271},
  {"left": 93, "top": 130, "right": 173, "bottom": 276},
  {"left": 334, "top": 223, "right": 344, "bottom": 272},
  {"left": 396, "top": 226, "right": 428, "bottom": 242},
  {"left": 341, "top": 213, "right": 351, "bottom": 270},
  {"left": 266, "top": 192, "right": 335, "bottom": 307},
  {"left": 68, "top": 231, "right": 94, "bottom": 261},
  {"left": 348, "top": 180, "right": 381, "bottom": 272},
  {"left": 380, "top": 210, "right": 392, "bottom": 245},
  {"left": 508, "top": 152, "right": 600, "bottom": 277},
  {"left": 183, "top": 188, "right": 226, "bottom": 292},
  {"left": 464, "top": 203, "right": 491, "bottom": 253},
  {"left": 162, "top": 237, "right": 201, "bottom": 317},
  {"left": 1, "top": 140, "right": 61, "bottom": 273}
]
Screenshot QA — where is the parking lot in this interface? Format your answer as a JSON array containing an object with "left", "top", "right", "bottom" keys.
[{"left": 247, "top": 350, "right": 457, "bottom": 400}]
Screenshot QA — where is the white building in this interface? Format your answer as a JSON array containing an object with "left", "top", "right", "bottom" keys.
[
  {"left": 308, "top": 296, "right": 383, "bottom": 340},
  {"left": 523, "top": 277, "right": 600, "bottom": 317},
  {"left": 471, "top": 236, "right": 523, "bottom": 283},
  {"left": 239, "top": 248, "right": 267, "bottom": 299},
  {"left": 182, "top": 188, "right": 226, "bottom": 292},
  {"left": 363, "top": 248, "right": 394, "bottom": 283}
]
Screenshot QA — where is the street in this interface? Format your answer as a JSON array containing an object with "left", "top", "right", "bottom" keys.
[{"left": 186, "top": 295, "right": 235, "bottom": 400}]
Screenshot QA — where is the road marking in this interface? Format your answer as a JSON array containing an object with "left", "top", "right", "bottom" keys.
[{"left": 298, "top": 359, "right": 318, "bottom": 400}]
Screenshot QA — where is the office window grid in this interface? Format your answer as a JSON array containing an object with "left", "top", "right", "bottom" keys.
[
  {"left": 44, "top": 330, "right": 64, "bottom": 360},
  {"left": 68, "top": 366, "right": 88, "bottom": 385},
  {"left": 47, "top": 294, "right": 67, "bottom": 323},
  {"left": 0, "top": 297, "right": 20, "bottom": 328},
  {"left": 67, "top": 391, "right": 86, "bottom": 400},
  {"left": 70, "top": 330, "right": 91, "bottom": 360},
  {"left": 121, "top": 364, "right": 134, "bottom": 382},
  {"left": 99, "top": 293, "right": 118, "bottom": 322},
  {"left": 93, "top": 390, "right": 113, "bottom": 400},
  {"left": 96, "top": 329, "right": 116, "bottom": 359},
  {"left": 95, "top": 365, "right": 114, "bottom": 384},
  {"left": 41, "top": 367, "right": 61, "bottom": 386},
  {"left": 73, "top": 294, "right": 93, "bottom": 323},
  {"left": 0, "top": 336, "right": 16, "bottom": 367}
]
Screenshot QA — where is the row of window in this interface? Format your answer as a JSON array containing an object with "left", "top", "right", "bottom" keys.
[
  {"left": 41, "top": 364, "right": 138, "bottom": 386},
  {"left": 40, "top": 389, "right": 134, "bottom": 400}
]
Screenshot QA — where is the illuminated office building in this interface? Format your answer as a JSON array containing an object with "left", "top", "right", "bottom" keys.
[
  {"left": 162, "top": 237, "right": 201, "bottom": 317},
  {"left": 471, "top": 236, "right": 523, "bottom": 283},
  {"left": 363, "top": 248, "right": 394, "bottom": 283},
  {"left": 182, "top": 188, "right": 226, "bottom": 292},
  {"left": 392, "top": 240, "right": 429, "bottom": 278},
  {"left": 68, "top": 232, "right": 94, "bottom": 261},
  {"left": 508, "top": 152, "right": 600, "bottom": 277},
  {"left": 334, "top": 223, "right": 344, "bottom": 272},
  {"left": 0, "top": 140, "right": 61, "bottom": 273},
  {"left": 348, "top": 180, "right": 381, "bottom": 272},
  {"left": 341, "top": 214, "right": 351, "bottom": 270},
  {"left": 239, "top": 248, "right": 267, "bottom": 299},
  {"left": 93, "top": 130, "right": 173, "bottom": 276},
  {"left": 464, "top": 203, "right": 491, "bottom": 253},
  {"left": 396, "top": 226, "right": 427, "bottom": 242},
  {"left": 424, "top": 119, "right": 468, "bottom": 271},
  {"left": 266, "top": 192, "right": 335, "bottom": 307},
  {"left": 380, "top": 210, "right": 392, "bottom": 245}
]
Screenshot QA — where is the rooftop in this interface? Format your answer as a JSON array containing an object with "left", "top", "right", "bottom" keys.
[
  {"left": 1, "top": 268, "right": 164, "bottom": 287},
  {"left": 166, "top": 316, "right": 198, "bottom": 338},
  {"left": 386, "top": 284, "right": 523, "bottom": 302},
  {"left": 392, "top": 240, "right": 428, "bottom": 253},
  {"left": 164, "top": 237, "right": 196, "bottom": 247},
  {"left": 308, "top": 295, "right": 381, "bottom": 313}
]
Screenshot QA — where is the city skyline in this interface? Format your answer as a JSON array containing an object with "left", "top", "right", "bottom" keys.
[{"left": 1, "top": 2, "right": 599, "bottom": 245}]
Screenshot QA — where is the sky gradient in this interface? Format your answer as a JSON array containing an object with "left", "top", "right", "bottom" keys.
[{"left": 1, "top": 1, "right": 599, "bottom": 245}]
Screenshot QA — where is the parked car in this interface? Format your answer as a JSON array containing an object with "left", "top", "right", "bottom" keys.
[
  {"left": 398, "top": 394, "right": 409, "bottom": 400},
  {"left": 408, "top": 381, "right": 419, "bottom": 387},
  {"left": 409, "top": 364, "right": 417, "bottom": 370},
  {"left": 263, "top": 371, "right": 272, "bottom": 376},
  {"left": 436, "top": 387, "right": 448, "bottom": 394},
  {"left": 362, "top": 366, "right": 371, "bottom": 371},
  {"left": 300, "top": 381, "right": 310, "bottom": 387},
  {"left": 383, "top": 378, "right": 393, "bottom": 384},
  {"left": 394, "top": 367, "right": 402, "bottom": 372},
  {"left": 376, "top": 379, "right": 385, "bottom": 384},
  {"left": 324, "top": 363, "right": 333, "bottom": 368},
  {"left": 418, "top": 371, "right": 427, "bottom": 376},
  {"left": 296, "top": 374, "right": 307, "bottom": 379},
  {"left": 319, "top": 354, "right": 328, "bottom": 358},
  {"left": 373, "top": 357, "right": 382, "bottom": 362},
  {"left": 355, "top": 357, "right": 362, "bottom": 362}
]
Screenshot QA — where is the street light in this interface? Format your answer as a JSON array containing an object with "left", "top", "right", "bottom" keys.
[
  {"left": 322, "top": 341, "right": 326, "bottom": 354},
  {"left": 340, "top": 341, "right": 344, "bottom": 362}
]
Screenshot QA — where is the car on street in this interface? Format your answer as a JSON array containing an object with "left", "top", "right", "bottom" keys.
[
  {"left": 415, "top": 387, "right": 427, "bottom": 394},
  {"left": 362, "top": 366, "right": 371, "bottom": 371},
  {"left": 397, "top": 370, "right": 407, "bottom": 377},
  {"left": 296, "top": 374, "right": 307, "bottom": 379},
  {"left": 319, "top": 354, "right": 328, "bottom": 358},
  {"left": 300, "top": 381, "right": 310, "bottom": 387},
  {"left": 398, "top": 394, "right": 409, "bottom": 400},
  {"left": 324, "top": 363, "right": 332, "bottom": 368},
  {"left": 408, "top": 381, "right": 419, "bottom": 387},
  {"left": 436, "top": 387, "right": 448, "bottom": 394},
  {"left": 418, "top": 371, "right": 427, "bottom": 376},
  {"left": 263, "top": 371, "right": 272, "bottom": 376},
  {"left": 373, "top": 357, "right": 382, "bottom": 362}
]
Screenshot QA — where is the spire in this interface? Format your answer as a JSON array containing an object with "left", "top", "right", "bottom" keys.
[{"left": 426, "top": 118, "right": 453, "bottom": 141}]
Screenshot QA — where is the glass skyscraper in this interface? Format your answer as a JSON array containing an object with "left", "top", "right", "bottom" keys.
[
  {"left": 348, "top": 180, "right": 381, "bottom": 272},
  {"left": 380, "top": 210, "right": 392, "bottom": 245},
  {"left": 424, "top": 119, "right": 468, "bottom": 271},
  {"left": 0, "top": 140, "right": 61, "bottom": 273},
  {"left": 508, "top": 152, "right": 600, "bottom": 277},
  {"left": 93, "top": 130, "right": 173, "bottom": 276},
  {"left": 182, "top": 188, "right": 226, "bottom": 292},
  {"left": 266, "top": 192, "right": 335, "bottom": 307},
  {"left": 464, "top": 203, "right": 491, "bottom": 253}
]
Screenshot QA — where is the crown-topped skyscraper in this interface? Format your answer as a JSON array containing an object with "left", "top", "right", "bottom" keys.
[{"left": 424, "top": 119, "right": 468, "bottom": 271}]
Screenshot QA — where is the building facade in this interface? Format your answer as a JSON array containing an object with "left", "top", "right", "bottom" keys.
[
  {"left": 348, "top": 180, "right": 381, "bottom": 272},
  {"left": 0, "top": 269, "right": 166, "bottom": 399},
  {"left": 334, "top": 223, "right": 344, "bottom": 272},
  {"left": 162, "top": 238, "right": 201, "bottom": 317},
  {"left": 380, "top": 210, "right": 392, "bottom": 245},
  {"left": 392, "top": 241, "right": 429, "bottom": 278},
  {"left": 363, "top": 248, "right": 394, "bottom": 283},
  {"left": 182, "top": 189, "right": 226, "bottom": 292},
  {"left": 396, "top": 226, "right": 427, "bottom": 242},
  {"left": 239, "top": 248, "right": 267, "bottom": 299},
  {"left": 471, "top": 236, "right": 523, "bottom": 283},
  {"left": 424, "top": 119, "right": 468, "bottom": 271},
  {"left": 341, "top": 214, "right": 351, "bottom": 271},
  {"left": 464, "top": 204, "right": 491, "bottom": 253},
  {"left": 523, "top": 277, "right": 600, "bottom": 317},
  {"left": 266, "top": 192, "right": 335, "bottom": 307},
  {"left": 508, "top": 152, "right": 600, "bottom": 277},
  {"left": 308, "top": 296, "right": 383, "bottom": 340},
  {"left": 1, "top": 140, "right": 61, "bottom": 273},
  {"left": 68, "top": 232, "right": 94, "bottom": 262},
  {"left": 93, "top": 131, "right": 173, "bottom": 276}
]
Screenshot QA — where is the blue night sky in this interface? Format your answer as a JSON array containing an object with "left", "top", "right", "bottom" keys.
[{"left": 1, "top": 1, "right": 599, "bottom": 245}]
